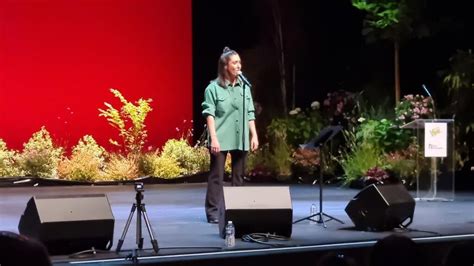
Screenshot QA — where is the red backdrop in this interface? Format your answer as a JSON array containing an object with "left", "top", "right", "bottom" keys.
[{"left": 0, "top": 0, "right": 192, "bottom": 152}]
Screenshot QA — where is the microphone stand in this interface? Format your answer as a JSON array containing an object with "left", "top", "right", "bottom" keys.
[
  {"left": 241, "top": 78, "right": 247, "bottom": 180},
  {"left": 422, "top": 84, "right": 442, "bottom": 200},
  {"left": 422, "top": 84, "right": 437, "bottom": 120},
  {"left": 239, "top": 73, "right": 252, "bottom": 181}
]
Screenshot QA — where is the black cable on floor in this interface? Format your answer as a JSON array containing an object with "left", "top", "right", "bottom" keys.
[
  {"left": 68, "top": 246, "right": 223, "bottom": 259},
  {"left": 396, "top": 225, "right": 442, "bottom": 236},
  {"left": 68, "top": 247, "right": 110, "bottom": 259},
  {"left": 140, "top": 246, "right": 223, "bottom": 251},
  {"left": 241, "top": 233, "right": 291, "bottom": 247}
]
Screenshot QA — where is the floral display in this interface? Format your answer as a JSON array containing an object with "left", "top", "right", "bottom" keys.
[{"left": 395, "top": 94, "right": 434, "bottom": 124}]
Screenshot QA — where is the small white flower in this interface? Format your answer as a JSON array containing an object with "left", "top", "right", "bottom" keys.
[
  {"left": 357, "top": 117, "right": 366, "bottom": 123},
  {"left": 310, "top": 101, "right": 320, "bottom": 110},
  {"left": 289, "top": 110, "right": 298, "bottom": 115},
  {"left": 295, "top": 107, "right": 302, "bottom": 113}
]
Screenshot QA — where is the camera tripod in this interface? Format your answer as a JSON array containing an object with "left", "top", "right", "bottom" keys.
[
  {"left": 116, "top": 186, "right": 159, "bottom": 255},
  {"left": 293, "top": 126, "right": 345, "bottom": 228}
]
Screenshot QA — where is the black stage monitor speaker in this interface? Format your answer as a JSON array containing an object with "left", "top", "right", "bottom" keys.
[
  {"left": 345, "top": 184, "right": 415, "bottom": 231},
  {"left": 219, "top": 186, "right": 293, "bottom": 238},
  {"left": 18, "top": 194, "right": 115, "bottom": 255}
]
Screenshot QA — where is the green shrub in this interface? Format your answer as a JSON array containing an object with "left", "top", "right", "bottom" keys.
[
  {"left": 192, "top": 146, "right": 210, "bottom": 173},
  {"left": 356, "top": 118, "right": 412, "bottom": 153},
  {"left": 138, "top": 152, "right": 184, "bottom": 178},
  {"left": 266, "top": 132, "right": 293, "bottom": 181},
  {"left": 160, "top": 138, "right": 208, "bottom": 176},
  {"left": 338, "top": 144, "right": 382, "bottom": 185},
  {"left": 224, "top": 152, "right": 232, "bottom": 175},
  {"left": 442, "top": 49, "right": 474, "bottom": 93},
  {"left": 102, "top": 154, "right": 139, "bottom": 181},
  {"left": 138, "top": 152, "right": 158, "bottom": 176},
  {"left": 17, "top": 127, "right": 63, "bottom": 178},
  {"left": 357, "top": 96, "right": 394, "bottom": 121},
  {"left": 336, "top": 130, "right": 383, "bottom": 185},
  {"left": 0, "top": 139, "right": 20, "bottom": 177},
  {"left": 246, "top": 144, "right": 270, "bottom": 174},
  {"left": 267, "top": 101, "right": 324, "bottom": 149},
  {"left": 139, "top": 143, "right": 209, "bottom": 179},
  {"left": 151, "top": 155, "right": 183, "bottom": 179},
  {"left": 384, "top": 142, "right": 419, "bottom": 185},
  {"left": 58, "top": 135, "right": 106, "bottom": 181}
]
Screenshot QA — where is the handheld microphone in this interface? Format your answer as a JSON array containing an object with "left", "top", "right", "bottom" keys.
[{"left": 237, "top": 71, "right": 252, "bottom": 87}]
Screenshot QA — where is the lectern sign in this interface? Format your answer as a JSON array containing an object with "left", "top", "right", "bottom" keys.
[{"left": 424, "top": 122, "right": 447, "bottom": 157}]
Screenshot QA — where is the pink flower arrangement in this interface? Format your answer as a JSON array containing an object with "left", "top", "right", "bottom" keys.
[{"left": 395, "top": 94, "right": 434, "bottom": 124}]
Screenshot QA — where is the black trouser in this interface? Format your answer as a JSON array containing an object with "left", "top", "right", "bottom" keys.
[{"left": 205, "top": 150, "right": 247, "bottom": 220}]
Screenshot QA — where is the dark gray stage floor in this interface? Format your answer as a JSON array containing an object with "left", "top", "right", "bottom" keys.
[{"left": 1, "top": 183, "right": 474, "bottom": 265}]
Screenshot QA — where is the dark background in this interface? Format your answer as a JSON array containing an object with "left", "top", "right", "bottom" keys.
[{"left": 192, "top": 0, "right": 473, "bottom": 140}]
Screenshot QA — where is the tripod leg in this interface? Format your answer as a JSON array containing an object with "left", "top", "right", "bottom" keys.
[
  {"left": 315, "top": 145, "right": 343, "bottom": 227},
  {"left": 293, "top": 213, "right": 321, "bottom": 224},
  {"left": 313, "top": 212, "right": 327, "bottom": 228},
  {"left": 141, "top": 204, "right": 159, "bottom": 253},
  {"left": 136, "top": 205, "right": 144, "bottom": 249},
  {"left": 315, "top": 146, "right": 327, "bottom": 229},
  {"left": 116, "top": 204, "right": 137, "bottom": 253},
  {"left": 321, "top": 212, "right": 345, "bottom": 224}
]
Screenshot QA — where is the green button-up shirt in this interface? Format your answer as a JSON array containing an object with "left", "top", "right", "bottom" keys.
[{"left": 202, "top": 80, "right": 256, "bottom": 151}]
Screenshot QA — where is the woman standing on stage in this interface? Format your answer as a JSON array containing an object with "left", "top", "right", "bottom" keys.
[{"left": 201, "top": 47, "right": 259, "bottom": 223}]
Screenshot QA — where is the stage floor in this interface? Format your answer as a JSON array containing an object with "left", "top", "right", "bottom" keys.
[{"left": 1, "top": 183, "right": 473, "bottom": 265}]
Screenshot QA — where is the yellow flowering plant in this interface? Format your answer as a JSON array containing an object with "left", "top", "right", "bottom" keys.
[
  {"left": 17, "top": 127, "right": 63, "bottom": 178},
  {"left": 0, "top": 139, "right": 20, "bottom": 177},
  {"left": 58, "top": 135, "right": 107, "bottom": 181},
  {"left": 99, "top": 88, "right": 153, "bottom": 155}
]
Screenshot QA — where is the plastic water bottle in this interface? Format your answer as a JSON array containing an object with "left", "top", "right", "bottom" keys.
[
  {"left": 225, "top": 221, "right": 235, "bottom": 248},
  {"left": 310, "top": 203, "right": 317, "bottom": 224}
]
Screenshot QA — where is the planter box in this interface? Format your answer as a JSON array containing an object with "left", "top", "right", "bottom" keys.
[{"left": 0, "top": 172, "right": 209, "bottom": 187}]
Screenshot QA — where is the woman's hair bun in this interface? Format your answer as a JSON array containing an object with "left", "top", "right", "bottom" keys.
[{"left": 223, "top": 46, "right": 231, "bottom": 53}]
